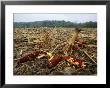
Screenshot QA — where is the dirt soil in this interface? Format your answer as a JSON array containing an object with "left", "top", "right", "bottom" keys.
[{"left": 13, "top": 27, "right": 97, "bottom": 75}]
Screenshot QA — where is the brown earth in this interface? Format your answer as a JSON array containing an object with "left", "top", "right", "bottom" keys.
[{"left": 13, "top": 27, "right": 97, "bottom": 75}]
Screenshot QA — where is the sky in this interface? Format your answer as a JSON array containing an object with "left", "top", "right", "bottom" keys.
[{"left": 14, "top": 13, "right": 97, "bottom": 23}]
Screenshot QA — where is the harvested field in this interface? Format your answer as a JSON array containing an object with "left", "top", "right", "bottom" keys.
[{"left": 13, "top": 27, "right": 97, "bottom": 75}]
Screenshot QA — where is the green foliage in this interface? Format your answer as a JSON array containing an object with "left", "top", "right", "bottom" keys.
[{"left": 14, "top": 20, "right": 97, "bottom": 28}]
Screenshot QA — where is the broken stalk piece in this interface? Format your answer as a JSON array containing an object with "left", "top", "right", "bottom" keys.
[{"left": 76, "top": 45, "right": 97, "bottom": 65}]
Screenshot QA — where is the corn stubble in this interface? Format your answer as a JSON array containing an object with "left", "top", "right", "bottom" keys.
[{"left": 13, "top": 27, "right": 97, "bottom": 75}]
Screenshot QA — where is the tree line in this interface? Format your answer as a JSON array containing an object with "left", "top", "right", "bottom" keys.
[{"left": 14, "top": 20, "right": 97, "bottom": 28}]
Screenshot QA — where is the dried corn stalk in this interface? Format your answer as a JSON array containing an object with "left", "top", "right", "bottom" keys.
[{"left": 63, "top": 28, "right": 81, "bottom": 54}]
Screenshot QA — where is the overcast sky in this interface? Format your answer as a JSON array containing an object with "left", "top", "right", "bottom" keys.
[{"left": 14, "top": 13, "right": 97, "bottom": 23}]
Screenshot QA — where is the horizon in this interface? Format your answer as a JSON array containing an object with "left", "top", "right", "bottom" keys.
[{"left": 14, "top": 20, "right": 97, "bottom": 23}]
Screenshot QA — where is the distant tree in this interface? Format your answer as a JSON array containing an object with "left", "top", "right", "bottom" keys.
[{"left": 14, "top": 20, "right": 97, "bottom": 28}]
